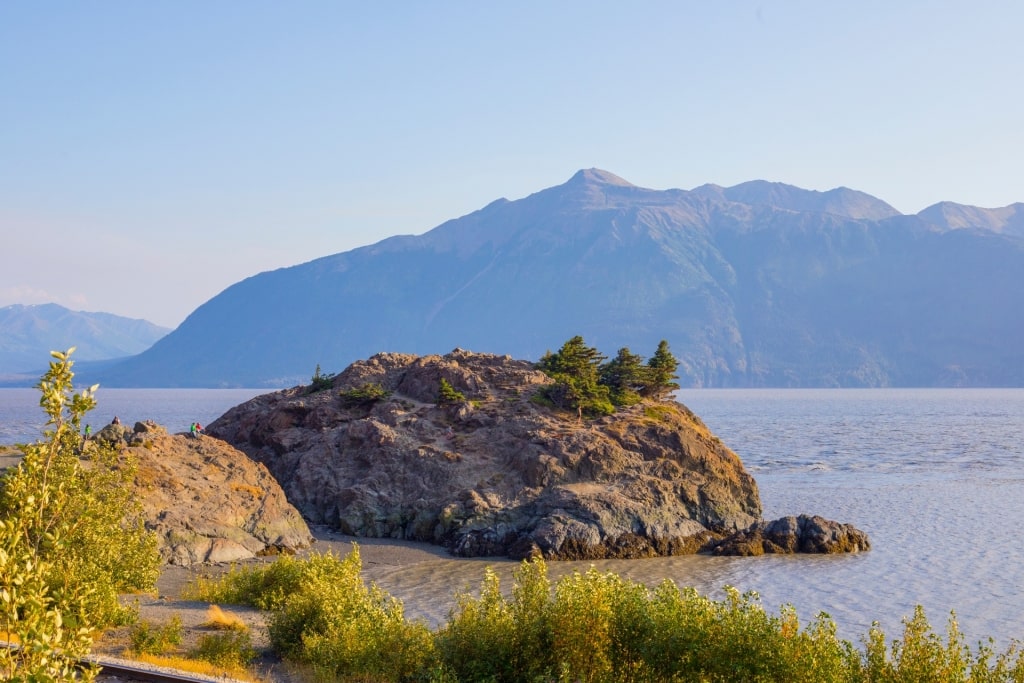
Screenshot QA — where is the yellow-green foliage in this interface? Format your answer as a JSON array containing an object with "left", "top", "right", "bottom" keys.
[
  {"left": 267, "top": 548, "right": 435, "bottom": 681},
  {"left": 130, "top": 615, "right": 184, "bottom": 655},
  {"left": 190, "top": 629, "right": 256, "bottom": 669},
  {"left": 0, "top": 349, "right": 161, "bottom": 681},
  {"left": 642, "top": 404, "right": 674, "bottom": 423},
  {"left": 190, "top": 546, "right": 1024, "bottom": 683},
  {"left": 185, "top": 554, "right": 308, "bottom": 611}
]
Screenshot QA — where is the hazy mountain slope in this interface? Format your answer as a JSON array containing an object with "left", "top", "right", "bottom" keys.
[
  {"left": 0, "top": 304, "right": 169, "bottom": 377},
  {"left": 96, "top": 170, "right": 1024, "bottom": 387},
  {"left": 917, "top": 201, "right": 1024, "bottom": 237},
  {"left": 691, "top": 180, "right": 901, "bottom": 221}
]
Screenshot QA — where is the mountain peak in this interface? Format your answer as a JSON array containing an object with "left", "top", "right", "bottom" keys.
[{"left": 567, "top": 168, "right": 636, "bottom": 187}]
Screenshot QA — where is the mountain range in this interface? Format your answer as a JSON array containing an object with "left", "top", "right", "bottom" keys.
[
  {"left": 79, "top": 169, "right": 1024, "bottom": 387},
  {"left": 0, "top": 304, "right": 169, "bottom": 381}
]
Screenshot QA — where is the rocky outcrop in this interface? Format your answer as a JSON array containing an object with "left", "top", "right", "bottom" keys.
[
  {"left": 709, "top": 515, "right": 871, "bottom": 556},
  {"left": 209, "top": 349, "right": 764, "bottom": 560},
  {"left": 106, "top": 421, "right": 313, "bottom": 565}
]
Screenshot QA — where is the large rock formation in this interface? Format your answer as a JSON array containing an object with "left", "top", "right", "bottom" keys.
[
  {"left": 209, "top": 349, "right": 764, "bottom": 560},
  {"left": 101, "top": 421, "right": 313, "bottom": 565}
]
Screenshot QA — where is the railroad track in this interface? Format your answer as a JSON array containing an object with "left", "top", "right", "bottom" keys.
[
  {"left": 4, "top": 645, "right": 244, "bottom": 683},
  {"left": 92, "top": 655, "right": 243, "bottom": 682}
]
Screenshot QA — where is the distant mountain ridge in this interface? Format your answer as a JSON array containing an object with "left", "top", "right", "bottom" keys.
[
  {"left": 0, "top": 304, "right": 169, "bottom": 380},
  {"left": 94, "top": 170, "right": 1024, "bottom": 388},
  {"left": 916, "top": 201, "right": 1024, "bottom": 236}
]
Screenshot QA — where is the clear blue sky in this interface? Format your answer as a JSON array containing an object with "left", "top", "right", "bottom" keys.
[{"left": 3, "top": 2, "right": 1022, "bottom": 328}]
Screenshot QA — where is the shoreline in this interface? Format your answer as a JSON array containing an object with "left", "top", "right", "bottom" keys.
[{"left": 154, "top": 525, "right": 456, "bottom": 601}]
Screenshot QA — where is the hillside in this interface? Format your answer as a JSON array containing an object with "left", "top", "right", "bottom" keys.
[
  {"left": 95, "top": 169, "right": 1024, "bottom": 387},
  {"left": 0, "top": 304, "right": 170, "bottom": 381}
]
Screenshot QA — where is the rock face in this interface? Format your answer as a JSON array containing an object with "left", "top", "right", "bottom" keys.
[
  {"left": 208, "top": 349, "right": 764, "bottom": 560},
  {"left": 710, "top": 515, "right": 871, "bottom": 556},
  {"left": 105, "top": 421, "right": 313, "bottom": 565}
]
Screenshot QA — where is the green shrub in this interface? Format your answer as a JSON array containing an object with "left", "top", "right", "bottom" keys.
[
  {"left": 339, "top": 382, "right": 391, "bottom": 408},
  {"left": 184, "top": 554, "right": 308, "bottom": 611},
  {"left": 437, "top": 378, "right": 466, "bottom": 405},
  {"left": 0, "top": 348, "right": 160, "bottom": 682},
  {"left": 130, "top": 615, "right": 184, "bottom": 655},
  {"left": 180, "top": 540, "right": 1024, "bottom": 683},
  {"left": 190, "top": 629, "right": 256, "bottom": 668},
  {"left": 438, "top": 568, "right": 520, "bottom": 681},
  {"left": 267, "top": 548, "right": 436, "bottom": 681}
]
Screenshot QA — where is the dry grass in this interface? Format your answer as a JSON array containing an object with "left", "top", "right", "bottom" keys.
[
  {"left": 203, "top": 604, "right": 249, "bottom": 631},
  {"left": 231, "top": 483, "right": 266, "bottom": 498},
  {"left": 132, "top": 652, "right": 263, "bottom": 682}
]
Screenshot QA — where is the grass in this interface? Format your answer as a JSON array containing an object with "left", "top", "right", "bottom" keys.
[
  {"left": 132, "top": 652, "right": 262, "bottom": 682},
  {"left": 203, "top": 604, "right": 249, "bottom": 631},
  {"left": 230, "top": 483, "right": 266, "bottom": 498}
]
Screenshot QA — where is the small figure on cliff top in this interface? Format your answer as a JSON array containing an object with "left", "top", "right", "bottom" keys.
[
  {"left": 190, "top": 422, "right": 204, "bottom": 439},
  {"left": 111, "top": 415, "right": 120, "bottom": 425},
  {"left": 84, "top": 424, "right": 91, "bottom": 440}
]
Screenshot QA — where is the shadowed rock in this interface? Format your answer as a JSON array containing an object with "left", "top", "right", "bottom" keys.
[{"left": 708, "top": 514, "right": 871, "bottom": 556}]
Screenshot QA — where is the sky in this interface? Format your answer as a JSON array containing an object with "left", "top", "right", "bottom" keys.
[{"left": 2, "top": 2, "right": 1022, "bottom": 329}]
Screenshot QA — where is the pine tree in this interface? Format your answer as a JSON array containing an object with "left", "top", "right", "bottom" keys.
[
  {"left": 644, "top": 339, "right": 680, "bottom": 399},
  {"left": 599, "top": 347, "right": 648, "bottom": 406},
  {"left": 537, "top": 336, "right": 613, "bottom": 418}
]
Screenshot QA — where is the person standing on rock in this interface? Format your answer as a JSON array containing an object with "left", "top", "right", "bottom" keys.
[
  {"left": 190, "top": 422, "right": 197, "bottom": 439},
  {"left": 111, "top": 415, "right": 121, "bottom": 425},
  {"left": 84, "top": 424, "right": 91, "bottom": 440}
]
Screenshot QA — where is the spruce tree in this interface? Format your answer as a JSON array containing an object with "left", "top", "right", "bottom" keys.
[
  {"left": 644, "top": 339, "right": 680, "bottom": 399},
  {"left": 537, "top": 336, "right": 613, "bottom": 418},
  {"left": 599, "top": 347, "right": 648, "bottom": 406}
]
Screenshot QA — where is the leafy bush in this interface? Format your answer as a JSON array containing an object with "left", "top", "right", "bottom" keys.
[
  {"left": 267, "top": 547, "right": 435, "bottom": 681},
  {"left": 0, "top": 348, "right": 160, "bottom": 681},
  {"left": 190, "top": 629, "right": 256, "bottom": 668},
  {"left": 183, "top": 547, "right": 1024, "bottom": 683},
  {"left": 130, "top": 615, "right": 184, "bottom": 655},
  {"left": 184, "top": 554, "right": 308, "bottom": 611}
]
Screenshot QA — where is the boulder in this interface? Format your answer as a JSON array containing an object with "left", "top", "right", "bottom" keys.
[
  {"left": 109, "top": 421, "right": 313, "bottom": 565},
  {"left": 708, "top": 514, "right": 871, "bottom": 556},
  {"left": 209, "top": 349, "right": 763, "bottom": 560}
]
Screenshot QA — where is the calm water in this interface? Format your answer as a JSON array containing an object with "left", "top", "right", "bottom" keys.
[
  {"left": 0, "top": 387, "right": 265, "bottom": 443},
  {"left": 2, "top": 387, "right": 1022, "bottom": 646}
]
